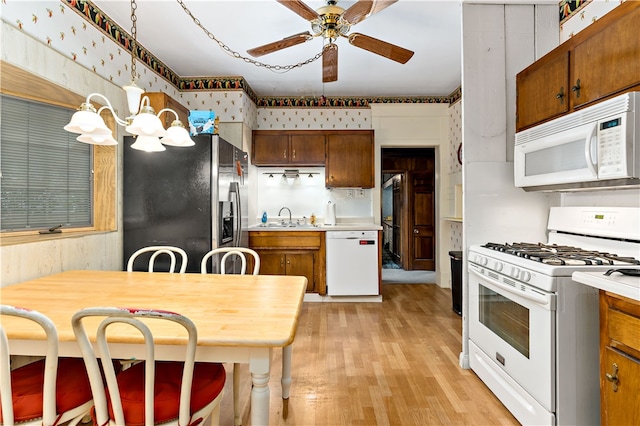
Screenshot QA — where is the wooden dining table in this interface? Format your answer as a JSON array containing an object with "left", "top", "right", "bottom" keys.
[{"left": 1, "top": 270, "right": 307, "bottom": 426}]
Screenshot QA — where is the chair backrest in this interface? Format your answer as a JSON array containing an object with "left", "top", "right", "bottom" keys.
[
  {"left": 200, "top": 247, "right": 260, "bottom": 275},
  {"left": 126, "top": 246, "right": 188, "bottom": 273},
  {"left": 0, "top": 305, "right": 60, "bottom": 426},
  {"left": 71, "top": 307, "right": 198, "bottom": 426}
]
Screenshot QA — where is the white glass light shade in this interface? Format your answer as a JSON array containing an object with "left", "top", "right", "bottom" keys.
[
  {"left": 161, "top": 122, "right": 195, "bottom": 147},
  {"left": 76, "top": 133, "right": 118, "bottom": 145},
  {"left": 64, "top": 108, "right": 112, "bottom": 136},
  {"left": 122, "top": 83, "right": 145, "bottom": 116},
  {"left": 125, "top": 112, "right": 167, "bottom": 137},
  {"left": 130, "top": 135, "right": 166, "bottom": 152}
]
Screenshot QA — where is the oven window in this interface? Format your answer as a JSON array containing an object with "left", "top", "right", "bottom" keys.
[{"left": 479, "top": 284, "right": 530, "bottom": 358}]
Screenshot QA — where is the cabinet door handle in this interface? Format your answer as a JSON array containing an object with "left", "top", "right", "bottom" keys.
[
  {"left": 414, "top": 229, "right": 419, "bottom": 234},
  {"left": 605, "top": 362, "right": 619, "bottom": 392},
  {"left": 283, "top": 149, "right": 287, "bottom": 159},
  {"left": 571, "top": 79, "right": 581, "bottom": 98},
  {"left": 556, "top": 87, "right": 565, "bottom": 104},
  {"left": 287, "top": 259, "right": 291, "bottom": 265},
  {"left": 292, "top": 149, "right": 296, "bottom": 160}
]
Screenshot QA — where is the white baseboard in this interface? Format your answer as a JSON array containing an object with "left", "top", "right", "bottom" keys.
[{"left": 303, "top": 293, "right": 383, "bottom": 303}]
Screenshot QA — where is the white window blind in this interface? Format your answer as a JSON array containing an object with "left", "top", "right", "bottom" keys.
[{"left": 1, "top": 95, "right": 93, "bottom": 231}]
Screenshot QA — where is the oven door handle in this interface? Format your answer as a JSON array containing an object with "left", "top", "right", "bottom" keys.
[{"left": 469, "top": 265, "right": 551, "bottom": 306}]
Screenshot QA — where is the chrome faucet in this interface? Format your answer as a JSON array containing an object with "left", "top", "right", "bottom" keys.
[{"left": 278, "top": 207, "right": 292, "bottom": 225}]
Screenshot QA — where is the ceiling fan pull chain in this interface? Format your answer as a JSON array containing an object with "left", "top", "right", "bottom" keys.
[{"left": 174, "top": 0, "right": 323, "bottom": 73}]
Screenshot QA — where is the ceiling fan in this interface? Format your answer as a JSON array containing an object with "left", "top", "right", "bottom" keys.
[{"left": 247, "top": 0, "right": 414, "bottom": 83}]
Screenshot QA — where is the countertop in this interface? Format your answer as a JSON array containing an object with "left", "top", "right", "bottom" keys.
[
  {"left": 248, "top": 222, "right": 382, "bottom": 232},
  {"left": 572, "top": 270, "right": 640, "bottom": 302}
]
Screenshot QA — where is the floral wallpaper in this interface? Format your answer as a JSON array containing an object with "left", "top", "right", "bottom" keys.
[
  {"left": 448, "top": 99, "right": 462, "bottom": 252},
  {"left": 255, "top": 108, "right": 371, "bottom": 130},
  {"left": 448, "top": 100, "right": 462, "bottom": 175},
  {"left": 560, "top": 0, "right": 624, "bottom": 42}
]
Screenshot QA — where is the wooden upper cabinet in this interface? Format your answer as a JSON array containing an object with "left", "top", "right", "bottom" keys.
[
  {"left": 144, "top": 92, "right": 189, "bottom": 129},
  {"left": 252, "top": 131, "right": 325, "bottom": 166},
  {"left": 325, "top": 131, "right": 374, "bottom": 188},
  {"left": 290, "top": 134, "right": 325, "bottom": 164},
  {"left": 516, "top": 52, "right": 570, "bottom": 130},
  {"left": 516, "top": 1, "right": 640, "bottom": 131},
  {"left": 252, "top": 133, "right": 290, "bottom": 165},
  {"left": 571, "top": 8, "right": 640, "bottom": 109}
]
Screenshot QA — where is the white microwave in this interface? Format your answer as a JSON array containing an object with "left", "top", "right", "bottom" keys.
[{"left": 515, "top": 91, "right": 640, "bottom": 191}]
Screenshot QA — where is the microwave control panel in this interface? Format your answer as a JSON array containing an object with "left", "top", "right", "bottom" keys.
[{"left": 597, "top": 115, "right": 628, "bottom": 177}]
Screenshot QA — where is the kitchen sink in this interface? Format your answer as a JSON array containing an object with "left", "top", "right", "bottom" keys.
[{"left": 261, "top": 223, "right": 320, "bottom": 229}]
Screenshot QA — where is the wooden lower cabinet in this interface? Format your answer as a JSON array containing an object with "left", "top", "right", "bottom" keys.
[
  {"left": 599, "top": 291, "right": 640, "bottom": 425},
  {"left": 249, "top": 231, "right": 326, "bottom": 294}
]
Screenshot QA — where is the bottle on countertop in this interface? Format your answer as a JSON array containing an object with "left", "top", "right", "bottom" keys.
[
  {"left": 310, "top": 213, "right": 316, "bottom": 226},
  {"left": 261, "top": 211, "right": 268, "bottom": 226}
]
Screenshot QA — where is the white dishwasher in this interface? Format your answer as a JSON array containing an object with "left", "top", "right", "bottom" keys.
[{"left": 326, "top": 230, "right": 379, "bottom": 296}]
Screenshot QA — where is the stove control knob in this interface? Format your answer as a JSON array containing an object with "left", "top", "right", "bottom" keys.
[
  {"left": 494, "top": 261, "right": 503, "bottom": 272},
  {"left": 521, "top": 271, "right": 532, "bottom": 282},
  {"left": 510, "top": 267, "right": 520, "bottom": 279},
  {"left": 480, "top": 256, "right": 488, "bottom": 266}
]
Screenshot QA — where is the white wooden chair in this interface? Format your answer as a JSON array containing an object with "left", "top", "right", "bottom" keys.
[
  {"left": 200, "top": 247, "right": 260, "bottom": 275},
  {"left": 0, "top": 305, "right": 93, "bottom": 426},
  {"left": 126, "top": 245, "right": 188, "bottom": 273},
  {"left": 71, "top": 307, "right": 226, "bottom": 426}
]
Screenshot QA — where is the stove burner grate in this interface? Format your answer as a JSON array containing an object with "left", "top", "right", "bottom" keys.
[{"left": 482, "top": 242, "right": 640, "bottom": 266}]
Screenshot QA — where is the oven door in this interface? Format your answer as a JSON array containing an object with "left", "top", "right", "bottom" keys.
[{"left": 468, "top": 263, "right": 556, "bottom": 412}]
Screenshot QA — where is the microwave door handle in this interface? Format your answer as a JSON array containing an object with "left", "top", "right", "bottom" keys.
[{"left": 585, "top": 123, "right": 598, "bottom": 177}]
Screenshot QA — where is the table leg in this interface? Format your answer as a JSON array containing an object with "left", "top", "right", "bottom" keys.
[
  {"left": 281, "top": 344, "right": 292, "bottom": 419},
  {"left": 233, "top": 363, "right": 241, "bottom": 426},
  {"left": 249, "top": 350, "right": 272, "bottom": 426}
]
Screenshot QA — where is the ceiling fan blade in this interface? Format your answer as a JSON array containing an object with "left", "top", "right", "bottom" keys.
[
  {"left": 247, "top": 32, "right": 312, "bottom": 57},
  {"left": 276, "top": 0, "right": 320, "bottom": 21},
  {"left": 323, "top": 43, "right": 338, "bottom": 83},
  {"left": 348, "top": 32, "right": 414, "bottom": 64},
  {"left": 342, "top": 0, "right": 398, "bottom": 25}
]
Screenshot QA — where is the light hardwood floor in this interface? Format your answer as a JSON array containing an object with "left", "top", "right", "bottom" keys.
[{"left": 221, "top": 284, "right": 519, "bottom": 425}]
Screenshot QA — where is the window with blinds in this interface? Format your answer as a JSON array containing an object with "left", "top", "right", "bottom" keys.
[{"left": 1, "top": 95, "right": 93, "bottom": 232}]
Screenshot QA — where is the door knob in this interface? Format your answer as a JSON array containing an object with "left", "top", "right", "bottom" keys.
[{"left": 605, "top": 362, "right": 619, "bottom": 392}]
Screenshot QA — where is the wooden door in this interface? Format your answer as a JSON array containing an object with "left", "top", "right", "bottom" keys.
[
  {"left": 391, "top": 175, "right": 402, "bottom": 263},
  {"left": 571, "top": 6, "right": 640, "bottom": 109},
  {"left": 409, "top": 171, "right": 435, "bottom": 270},
  {"left": 516, "top": 51, "right": 570, "bottom": 131},
  {"left": 252, "top": 133, "right": 289, "bottom": 165},
  {"left": 290, "top": 134, "right": 325, "bottom": 165},
  {"left": 285, "top": 252, "right": 315, "bottom": 292},
  {"left": 601, "top": 347, "right": 640, "bottom": 425},
  {"left": 256, "top": 251, "right": 286, "bottom": 275}
]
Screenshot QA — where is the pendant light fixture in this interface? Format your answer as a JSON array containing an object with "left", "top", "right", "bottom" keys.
[{"left": 64, "top": 0, "right": 193, "bottom": 152}]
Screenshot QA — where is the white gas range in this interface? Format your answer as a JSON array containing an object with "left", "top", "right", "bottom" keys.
[{"left": 467, "top": 207, "right": 640, "bottom": 425}]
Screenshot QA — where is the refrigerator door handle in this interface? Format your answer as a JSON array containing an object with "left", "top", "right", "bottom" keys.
[{"left": 229, "top": 182, "right": 241, "bottom": 247}]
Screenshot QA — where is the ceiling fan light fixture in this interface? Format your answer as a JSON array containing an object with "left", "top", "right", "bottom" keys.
[{"left": 242, "top": 0, "right": 412, "bottom": 83}]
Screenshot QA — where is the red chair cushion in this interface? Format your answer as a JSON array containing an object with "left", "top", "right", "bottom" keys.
[
  {"left": 0, "top": 357, "right": 92, "bottom": 423},
  {"left": 110, "top": 361, "right": 225, "bottom": 426}
]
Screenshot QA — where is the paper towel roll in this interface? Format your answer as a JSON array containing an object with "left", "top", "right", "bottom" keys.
[{"left": 325, "top": 201, "right": 336, "bottom": 226}]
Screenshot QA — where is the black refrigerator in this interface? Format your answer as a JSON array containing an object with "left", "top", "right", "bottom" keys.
[{"left": 123, "top": 134, "right": 248, "bottom": 273}]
